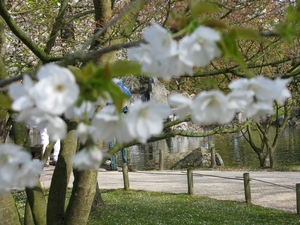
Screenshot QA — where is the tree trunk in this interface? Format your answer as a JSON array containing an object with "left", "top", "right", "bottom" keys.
[
  {"left": 269, "top": 146, "right": 275, "bottom": 169},
  {"left": 47, "top": 119, "right": 79, "bottom": 225},
  {"left": 92, "top": 0, "right": 112, "bottom": 47},
  {"left": 0, "top": 40, "right": 23, "bottom": 224},
  {"left": 24, "top": 200, "right": 34, "bottom": 225},
  {"left": 91, "top": 181, "right": 105, "bottom": 210},
  {"left": 60, "top": 5, "right": 75, "bottom": 41},
  {"left": 11, "top": 118, "right": 47, "bottom": 225},
  {"left": 0, "top": 194, "right": 22, "bottom": 225},
  {"left": 0, "top": 109, "right": 10, "bottom": 143},
  {"left": 63, "top": 169, "right": 98, "bottom": 225},
  {"left": 0, "top": 16, "right": 6, "bottom": 59},
  {"left": 258, "top": 153, "right": 266, "bottom": 168}
]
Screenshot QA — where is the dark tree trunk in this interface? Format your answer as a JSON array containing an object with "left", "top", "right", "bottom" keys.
[
  {"left": 11, "top": 118, "right": 47, "bottom": 225},
  {"left": 63, "top": 170, "right": 98, "bottom": 225},
  {"left": 0, "top": 194, "right": 22, "bottom": 225},
  {"left": 47, "top": 119, "right": 79, "bottom": 225},
  {"left": 91, "top": 182, "right": 106, "bottom": 211}
]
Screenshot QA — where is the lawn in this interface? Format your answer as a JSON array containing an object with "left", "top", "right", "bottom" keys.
[
  {"left": 88, "top": 189, "right": 300, "bottom": 225},
  {"left": 13, "top": 188, "right": 300, "bottom": 225}
]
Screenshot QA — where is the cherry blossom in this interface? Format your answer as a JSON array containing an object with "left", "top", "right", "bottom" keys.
[
  {"left": 64, "top": 101, "right": 96, "bottom": 120},
  {"left": 126, "top": 100, "right": 171, "bottom": 143},
  {"left": 127, "top": 22, "right": 190, "bottom": 80},
  {"left": 229, "top": 76, "right": 291, "bottom": 121},
  {"left": 91, "top": 105, "right": 133, "bottom": 143},
  {"left": 168, "top": 93, "right": 193, "bottom": 120},
  {"left": 191, "top": 90, "right": 234, "bottom": 125},
  {"left": 17, "top": 108, "right": 67, "bottom": 141},
  {"left": 71, "top": 146, "right": 104, "bottom": 171},
  {"left": 74, "top": 122, "right": 95, "bottom": 144},
  {"left": 127, "top": 43, "right": 160, "bottom": 76},
  {"left": 143, "top": 22, "right": 177, "bottom": 59},
  {"left": 178, "top": 26, "right": 221, "bottom": 67},
  {"left": 0, "top": 144, "right": 44, "bottom": 195},
  {"left": 9, "top": 74, "right": 35, "bottom": 111},
  {"left": 229, "top": 76, "right": 290, "bottom": 104},
  {"left": 32, "top": 64, "right": 79, "bottom": 115},
  {"left": 273, "top": 77, "right": 292, "bottom": 104}
]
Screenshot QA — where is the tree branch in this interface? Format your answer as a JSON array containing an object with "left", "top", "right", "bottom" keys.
[
  {"left": 80, "top": 0, "right": 143, "bottom": 51},
  {"left": 44, "top": 0, "right": 71, "bottom": 54},
  {"left": 0, "top": 1, "right": 50, "bottom": 62}
]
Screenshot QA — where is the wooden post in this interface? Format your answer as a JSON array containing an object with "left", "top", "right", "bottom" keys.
[
  {"left": 187, "top": 168, "right": 194, "bottom": 195},
  {"left": 122, "top": 166, "right": 130, "bottom": 190},
  {"left": 210, "top": 147, "right": 216, "bottom": 168},
  {"left": 159, "top": 149, "right": 164, "bottom": 171},
  {"left": 296, "top": 183, "right": 300, "bottom": 214},
  {"left": 243, "top": 173, "right": 251, "bottom": 204}
]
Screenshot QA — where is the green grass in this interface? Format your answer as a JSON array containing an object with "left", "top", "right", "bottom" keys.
[
  {"left": 89, "top": 189, "right": 300, "bottom": 225},
  {"left": 13, "top": 189, "right": 300, "bottom": 225}
]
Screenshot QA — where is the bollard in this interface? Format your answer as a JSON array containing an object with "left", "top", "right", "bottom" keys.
[
  {"left": 243, "top": 173, "right": 251, "bottom": 204},
  {"left": 159, "top": 149, "right": 164, "bottom": 171},
  {"left": 122, "top": 166, "right": 130, "bottom": 190},
  {"left": 210, "top": 147, "right": 216, "bottom": 168},
  {"left": 296, "top": 183, "right": 300, "bottom": 214},
  {"left": 187, "top": 168, "right": 194, "bottom": 195}
]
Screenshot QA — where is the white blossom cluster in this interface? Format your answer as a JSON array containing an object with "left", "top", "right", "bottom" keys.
[
  {"left": 1, "top": 22, "right": 292, "bottom": 194},
  {"left": 0, "top": 144, "right": 44, "bottom": 195},
  {"left": 168, "top": 76, "right": 291, "bottom": 124},
  {"left": 127, "top": 22, "right": 221, "bottom": 80},
  {"left": 9, "top": 64, "right": 79, "bottom": 141}
]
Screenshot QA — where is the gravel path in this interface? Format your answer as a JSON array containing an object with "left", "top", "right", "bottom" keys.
[{"left": 40, "top": 168, "right": 300, "bottom": 213}]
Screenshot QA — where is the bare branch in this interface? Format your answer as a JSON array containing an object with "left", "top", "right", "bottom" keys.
[
  {"left": 80, "top": 0, "right": 143, "bottom": 51},
  {"left": 0, "top": 1, "right": 50, "bottom": 62}
]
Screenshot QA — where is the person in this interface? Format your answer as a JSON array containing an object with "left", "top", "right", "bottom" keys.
[
  {"left": 109, "top": 78, "right": 131, "bottom": 170},
  {"left": 39, "top": 127, "right": 60, "bottom": 166}
]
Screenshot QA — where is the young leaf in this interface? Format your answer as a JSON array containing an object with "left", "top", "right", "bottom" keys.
[
  {"left": 190, "top": 2, "right": 219, "bottom": 17},
  {"left": 109, "top": 60, "right": 141, "bottom": 77},
  {"left": 233, "top": 27, "right": 262, "bottom": 40},
  {"left": 220, "top": 34, "right": 247, "bottom": 70},
  {"left": 202, "top": 18, "right": 227, "bottom": 30},
  {"left": 0, "top": 94, "right": 12, "bottom": 109}
]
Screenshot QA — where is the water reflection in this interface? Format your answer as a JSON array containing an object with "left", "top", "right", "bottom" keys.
[{"left": 109, "top": 126, "right": 300, "bottom": 170}]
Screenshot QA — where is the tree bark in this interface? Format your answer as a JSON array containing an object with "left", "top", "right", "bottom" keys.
[
  {"left": 91, "top": 182, "right": 106, "bottom": 210},
  {"left": 24, "top": 200, "right": 34, "bottom": 225},
  {"left": 0, "top": 194, "right": 22, "bottom": 225},
  {"left": 11, "top": 118, "right": 47, "bottom": 225},
  {"left": 0, "top": 17, "right": 6, "bottom": 59},
  {"left": 63, "top": 169, "right": 98, "bottom": 225},
  {"left": 44, "top": 0, "right": 69, "bottom": 55},
  {"left": 47, "top": 119, "right": 79, "bottom": 225}
]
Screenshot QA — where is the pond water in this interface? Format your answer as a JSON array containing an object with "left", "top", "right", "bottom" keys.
[{"left": 117, "top": 126, "right": 300, "bottom": 170}]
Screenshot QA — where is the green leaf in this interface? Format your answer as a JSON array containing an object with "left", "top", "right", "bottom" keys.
[
  {"left": 274, "top": 23, "right": 299, "bottom": 44},
  {"left": 202, "top": 19, "right": 227, "bottom": 30},
  {"left": 189, "top": 1, "right": 219, "bottom": 17},
  {"left": 109, "top": 60, "right": 141, "bottom": 77},
  {"left": 220, "top": 33, "right": 247, "bottom": 71},
  {"left": 0, "top": 94, "right": 12, "bottom": 109},
  {"left": 233, "top": 27, "right": 261, "bottom": 40}
]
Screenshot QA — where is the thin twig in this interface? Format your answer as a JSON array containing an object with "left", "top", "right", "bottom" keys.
[{"left": 80, "top": 0, "right": 143, "bottom": 51}]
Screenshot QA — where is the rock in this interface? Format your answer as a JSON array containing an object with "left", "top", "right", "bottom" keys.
[
  {"left": 122, "top": 76, "right": 169, "bottom": 104},
  {"left": 170, "top": 147, "right": 224, "bottom": 169}
]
